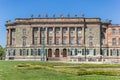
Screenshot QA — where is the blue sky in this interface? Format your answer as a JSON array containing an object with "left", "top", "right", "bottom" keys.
[{"left": 0, "top": 0, "right": 120, "bottom": 47}]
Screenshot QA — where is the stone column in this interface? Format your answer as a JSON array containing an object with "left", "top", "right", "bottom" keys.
[
  {"left": 45, "top": 27, "right": 48, "bottom": 45},
  {"left": 52, "top": 48, "right": 55, "bottom": 57},
  {"left": 38, "top": 27, "right": 40, "bottom": 44},
  {"left": 6, "top": 29, "right": 9, "bottom": 46},
  {"left": 30, "top": 27, "right": 33, "bottom": 45},
  {"left": 9, "top": 29, "right": 11, "bottom": 45},
  {"left": 75, "top": 27, "right": 77, "bottom": 45},
  {"left": 60, "top": 48, "right": 62, "bottom": 57},
  {"left": 53, "top": 27, "right": 55, "bottom": 45},
  {"left": 60, "top": 27, "right": 63, "bottom": 45},
  {"left": 67, "top": 27, "right": 70, "bottom": 45},
  {"left": 82, "top": 27, "right": 85, "bottom": 45}
]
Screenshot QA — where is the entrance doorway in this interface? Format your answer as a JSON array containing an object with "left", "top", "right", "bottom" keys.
[
  {"left": 55, "top": 49, "right": 59, "bottom": 57},
  {"left": 63, "top": 48, "right": 67, "bottom": 57},
  {"left": 48, "top": 49, "right": 52, "bottom": 57}
]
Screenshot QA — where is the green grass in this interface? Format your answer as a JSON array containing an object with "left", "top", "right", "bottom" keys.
[{"left": 0, "top": 61, "right": 120, "bottom": 80}]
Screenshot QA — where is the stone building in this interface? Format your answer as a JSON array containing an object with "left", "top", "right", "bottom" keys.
[{"left": 5, "top": 16, "right": 119, "bottom": 62}]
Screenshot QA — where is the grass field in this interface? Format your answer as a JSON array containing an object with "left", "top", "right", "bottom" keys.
[{"left": 0, "top": 61, "right": 120, "bottom": 80}]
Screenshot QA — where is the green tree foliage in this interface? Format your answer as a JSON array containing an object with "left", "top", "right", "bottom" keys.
[{"left": 0, "top": 45, "right": 5, "bottom": 60}]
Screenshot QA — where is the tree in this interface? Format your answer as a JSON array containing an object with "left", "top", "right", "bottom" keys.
[{"left": 0, "top": 45, "right": 5, "bottom": 60}]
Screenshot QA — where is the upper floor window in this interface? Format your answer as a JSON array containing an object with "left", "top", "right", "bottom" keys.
[
  {"left": 33, "top": 38, "right": 37, "bottom": 45},
  {"left": 55, "top": 28, "right": 60, "bottom": 33},
  {"left": 112, "top": 38, "right": 116, "bottom": 45},
  {"left": 112, "top": 29, "right": 116, "bottom": 35},
  {"left": 56, "top": 37, "right": 59, "bottom": 45},
  {"left": 12, "top": 29, "right": 16, "bottom": 36},
  {"left": 119, "top": 29, "right": 120, "bottom": 35},
  {"left": 23, "top": 38, "right": 26, "bottom": 46},
  {"left": 63, "top": 28, "right": 67, "bottom": 33},
  {"left": 89, "top": 28, "right": 92, "bottom": 34},
  {"left": 63, "top": 37, "right": 67, "bottom": 44},
  {"left": 77, "top": 27, "right": 82, "bottom": 34},
  {"left": 70, "top": 28, "right": 75, "bottom": 33},
  {"left": 48, "top": 28, "right": 53, "bottom": 33},
  {"left": 12, "top": 38, "right": 15, "bottom": 45},
  {"left": 33, "top": 28, "right": 38, "bottom": 35},
  {"left": 112, "top": 49, "right": 117, "bottom": 56},
  {"left": 48, "top": 38, "right": 52, "bottom": 45},
  {"left": 78, "top": 38, "right": 81, "bottom": 45},
  {"left": 89, "top": 37, "right": 93, "bottom": 46},
  {"left": 101, "top": 39, "right": 105, "bottom": 45},
  {"left": 70, "top": 37, "right": 74, "bottom": 45},
  {"left": 23, "top": 29, "right": 26, "bottom": 35}
]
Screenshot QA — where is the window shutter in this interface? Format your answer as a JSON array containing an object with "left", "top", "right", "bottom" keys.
[
  {"left": 31, "top": 49, "right": 33, "bottom": 55},
  {"left": 110, "top": 49, "right": 112, "bottom": 56},
  {"left": 117, "top": 49, "right": 119, "bottom": 56},
  {"left": 100, "top": 49, "right": 102, "bottom": 55},
  {"left": 107, "top": 49, "right": 109, "bottom": 56},
  {"left": 75, "top": 49, "right": 77, "bottom": 55},
  {"left": 82, "top": 49, "right": 84, "bottom": 55},
  {"left": 94, "top": 49, "right": 96, "bottom": 56},
  {"left": 27, "top": 49, "right": 29, "bottom": 56},
  {"left": 38, "top": 49, "right": 41, "bottom": 56},
  {"left": 20, "top": 49, "right": 22, "bottom": 56},
  {"left": 87, "top": 49, "right": 89, "bottom": 55},
  {"left": 13, "top": 49, "right": 16, "bottom": 56}
]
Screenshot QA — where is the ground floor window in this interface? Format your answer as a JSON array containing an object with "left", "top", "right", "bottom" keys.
[{"left": 8, "top": 49, "right": 15, "bottom": 56}]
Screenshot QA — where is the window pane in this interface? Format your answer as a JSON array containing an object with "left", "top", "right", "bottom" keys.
[
  {"left": 78, "top": 38, "right": 81, "bottom": 45},
  {"left": 70, "top": 28, "right": 74, "bottom": 33},
  {"left": 56, "top": 28, "right": 60, "bottom": 33},
  {"left": 63, "top": 28, "right": 67, "bottom": 33},
  {"left": 77, "top": 27, "right": 82, "bottom": 33},
  {"left": 112, "top": 29, "right": 116, "bottom": 35},
  {"left": 63, "top": 37, "right": 66, "bottom": 44},
  {"left": 112, "top": 38, "right": 116, "bottom": 45},
  {"left": 48, "top": 28, "right": 53, "bottom": 33},
  {"left": 89, "top": 38, "right": 93, "bottom": 46}
]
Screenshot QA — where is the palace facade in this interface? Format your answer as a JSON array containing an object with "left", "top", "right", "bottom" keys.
[{"left": 5, "top": 16, "right": 120, "bottom": 62}]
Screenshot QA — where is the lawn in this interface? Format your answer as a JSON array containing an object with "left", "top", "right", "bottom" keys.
[{"left": 0, "top": 61, "right": 120, "bottom": 80}]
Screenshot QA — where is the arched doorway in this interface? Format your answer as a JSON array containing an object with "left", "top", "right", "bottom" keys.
[
  {"left": 55, "top": 49, "right": 59, "bottom": 57},
  {"left": 48, "top": 49, "right": 52, "bottom": 57},
  {"left": 63, "top": 48, "right": 67, "bottom": 57}
]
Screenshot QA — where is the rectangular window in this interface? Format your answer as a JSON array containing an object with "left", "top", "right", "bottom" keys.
[
  {"left": 41, "top": 38, "right": 45, "bottom": 45},
  {"left": 70, "top": 28, "right": 75, "bottom": 33},
  {"left": 89, "top": 38, "right": 93, "bottom": 46},
  {"left": 12, "top": 29, "right": 16, "bottom": 37},
  {"left": 119, "top": 29, "right": 120, "bottom": 35},
  {"left": 55, "top": 27, "right": 60, "bottom": 33},
  {"left": 77, "top": 27, "right": 82, "bottom": 34},
  {"left": 48, "top": 28, "right": 53, "bottom": 33},
  {"left": 78, "top": 38, "right": 81, "bottom": 45},
  {"left": 112, "top": 49, "right": 117, "bottom": 56},
  {"left": 70, "top": 37, "right": 74, "bottom": 45},
  {"left": 56, "top": 37, "right": 59, "bottom": 45},
  {"left": 112, "top": 38, "right": 116, "bottom": 45},
  {"left": 23, "top": 29, "right": 26, "bottom": 35},
  {"left": 48, "top": 38, "right": 52, "bottom": 45},
  {"left": 112, "top": 29, "right": 116, "bottom": 35},
  {"left": 63, "top": 28, "right": 67, "bottom": 33},
  {"left": 33, "top": 38, "right": 37, "bottom": 45},
  {"left": 23, "top": 38, "right": 26, "bottom": 46},
  {"left": 33, "top": 28, "right": 38, "bottom": 35},
  {"left": 12, "top": 38, "right": 15, "bottom": 45},
  {"left": 63, "top": 37, "right": 67, "bottom": 45},
  {"left": 33, "top": 49, "right": 38, "bottom": 56},
  {"left": 89, "top": 28, "right": 92, "bottom": 34}
]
